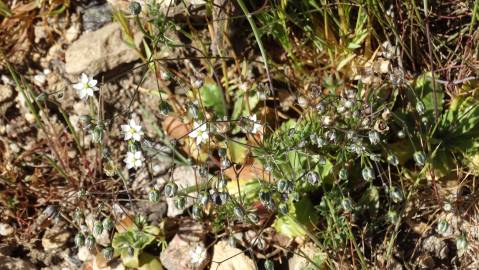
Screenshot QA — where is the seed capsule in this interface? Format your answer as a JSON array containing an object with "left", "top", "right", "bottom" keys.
[
  {"left": 148, "top": 189, "right": 160, "bottom": 202},
  {"left": 218, "top": 148, "right": 227, "bottom": 157},
  {"left": 397, "top": 130, "right": 406, "bottom": 139},
  {"left": 164, "top": 182, "right": 178, "bottom": 198},
  {"left": 127, "top": 246, "right": 135, "bottom": 257},
  {"left": 416, "top": 100, "right": 426, "bottom": 115},
  {"left": 219, "top": 192, "right": 229, "bottom": 204},
  {"left": 198, "top": 191, "right": 210, "bottom": 206},
  {"left": 276, "top": 179, "right": 290, "bottom": 193},
  {"left": 192, "top": 204, "right": 203, "bottom": 219},
  {"left": 389, "top": 186, "right": 403, "bottom": 203},
  {"left": 362, "top": 167, "right": 375, "bottom": 182},
  {"left": 73, "top": 208, "right": 84, "bottom": 221},
  {"left": 264, "top": 260, "right": 274, "bottom": 270},
  {"left": 456, "top": 234, "right": 468, "bottom": 251},
  {"left": 278, "top": 203, "right": 289, "bottom": 215},
  {"left": 174, "top": 196, "right": 186, "bottom": 209},
  {"left": 436, "top": 219, "right": 449, "bottom": 236},
  {"left": 413, "top": 151, "right": 426, "bottom": 166},
  {"left": 93, "top": 221, "right": 103, "bottom": 236},
  {"left": 386, "top": 210, "right": 399, "bottom": 224},
  {"left": 102, "top": 217, "right": 113, "bottom": 232},
  {"left": 85, "top": 234, "right": 96, "bottom": 250},
  {"left": 233, "top": 206, "right": 245, "bottom": 220},
  {"left": 339, "top": 168, "right": 348, "bottom": 180},
  {"left": 368, "top": 131, "right": 380, "bottom": 145},
  {"left": 102, "top": 247, "right": 114, "bottom": 261},
  {"left": 129, "top": 1, "right": 142, "bottom": 15},
  {"left": 259, "top": 190, "right": 272, "bottom": 205},
  {"left": 92, "top": 124, "right": 104, "bottom": 144},
  {"left": 387, "top": 154, "right": 399, "bottom": 166},
  {"left": 248, "top": 213, "right": 259, "bottom": 223},
  {"left": 306, "top": 171, "right": 320, "bottom": 185},
  {"left": 74, "top": 233, "right": 85, "bottom": 247},
  {"left": 255, "top": 237, "right": 266, "bottom": 250},
  {"left": 341, "top": 198, "right": 353, "bottom": 212}
]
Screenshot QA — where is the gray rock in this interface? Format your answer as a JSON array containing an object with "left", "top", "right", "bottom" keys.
[
  {"left": 160, "top": 234, "right": 208, "bottom": 270},
  {"left": 166, "top": 166, "right": 201, "bottom": 217},
  {"left": 82, "top": 3, "right": 113, "bottom": 32},
  {"left": 65, "top": 23, "right": 143, "bottom": 75}
]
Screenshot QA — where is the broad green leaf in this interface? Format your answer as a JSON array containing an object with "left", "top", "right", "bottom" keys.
[
  {"left": 227, "top": 137, "right": 248, "bottom": 163},
  {"left": 273, "top": 197, "right": 319, "bottom": 237},
  {"left": 199, "top": 80, "right": 226, "bottom": 117},
  {"left": 414, "top": 72, "right": 444, "bottom": 118},
  {"left": 139, "top": 253, "right": 163, "bottom": 270}
]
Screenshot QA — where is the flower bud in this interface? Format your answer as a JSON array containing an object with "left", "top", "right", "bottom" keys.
[
  {"left": 456, "top": 234, "right": 468, "bottom": 251},
  {"left": 102, "top": 246, "right": 114, "bottom": 261},
  {"left": 102, "top": 217, "right": 114, "bottom": 231},
  {"left": 387, "top": 154, "right": 399, "bottom": 166},
  {"left": 148, "top": 189, "right": 160, "bottom": 202},
  {"left": 219, "top": 192, "right": 229, "bottom": 204},
  {"left": 259, "top": 190, "right": 272, "bottom": 205},
  {"left": 306, "top": 171, "right": 320, "bottom": 185},
  {"left": 164, "top": 182, "right": 178, "bottom": 198},
  {"left": 341, "top": 198, "right": 353, "bottom": 212},
  {"left": 174, "top": 196, "right": 186, "bottom": 209},
  {"left": 85, "top": 234, "right": 96, "bottom": 250},
  {"left": 92, "top": 124, "right": 104, "bottom": 144},
  {"left": 362, "top": 167, "right": 375, "bottom": 182},
  {"left": 416, "top": 100, "right": 425, "bottom": 115},
  {"left": 436, "top": 219, "right": 449, "bottom": 236},
  {"left": 129, "top": 1, "right": 142, "bottom": 15},
  {"left": 389, "top": 186, "right": 403, "bottom": 203},
  {"left": 74, "top": 233, "right": 85, "bottom": 247},
  {"left": 264, "top": 259, "right": 274, "bottom": 270},
  {"left": 93, "top": 221, "right": 103, "bottom": 236},
  {"left": 276, "top": 179, "right": 290, "bottom": 193},
  {"left": 368, "top": 131, "right": 380, "bottom": 145},
  {"left": 248, "top": 213, "right": 259, "bottom": 223},
  {"left": 233, "top": 206, "right": 245, "bottom": 220},
  {"left": 192, "top": 204, "right": 203, "bottom": 219},
  {"left": 413, "top": 151, "right": 426, "bottom": 166},
  {"left": 278, "top": 203, "right": 288, "bottom": 215},
  {"left": 198, "top": 191, "right": 210, "bottom": 206},
  {"left": 339, "top": 168, "right": 348, "bottom": 180}
]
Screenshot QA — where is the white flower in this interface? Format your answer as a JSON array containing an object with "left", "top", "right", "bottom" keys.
[
  {"left": 73, "top": 73, "right": 98, "bottom": 100},
  {"left": 121, "top": 119, "right": 144, "bottom": 142},
  {"left": 249, "top": 114, "right": 262, "bottom": 134},
  {"left": 189, "top": 245, "right": 207, "bottom": 265},
  {"left": 124, "top": 151, "right": 144, "bottom": 169},
  {"left": 189, "top": 122, "right": 209, "bottom": 145}
]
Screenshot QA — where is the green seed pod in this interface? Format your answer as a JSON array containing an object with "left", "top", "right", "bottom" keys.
[
  {"left": 389, "top": 186, "right": 403, "bottom": 203},
  {"left": 233, "top": 206, "right": 245, "bottom": 220},
  {"left": 102, "top": 217, "right": 114, "bottom": 232},
  {"left": 387, "top": 154, "right": 399, "bottom": 166},
  {"left": 102, "top": 246, "right": 114, "bottom": 261},
  {"left": 248, "top": 213, "right": 259, "bottom": 223},
  {"left": 362, "top": 167, "right": 375, "bottom": 182},
  {"left": 192, "top": 204, "right": 203, "bottom": 219},
  {"left": 93, "top": 221, "right": 103, "bottom": 236},
  {"left": 85, "top": 234, "right": 96, "bottom": 250},
  {"left": 73, "top": 208, "right": 84, "bottom": 221},
  {"left": 386, "top": 210, "right": 398, "bottom": 224},
  {"left": 259, "top": 190, "right": 272, "bottom": 205},
  {"left": 256, "top": 237, "right": 266, "bottom": 250},
  {"left": 341, "top": 198, "right": 353, "bottom": 212},
  {"left": 368, "top": 131, "right": 380, "bottom": 145},
  {"left": 219, "top": 192, "right": 229, "bottom": 204},
  {"left": 129, "top": 1, "right": 142, "bottom": 15},
  {"left": 218, "top": 148, "right": 227, "bottom": 158},
  {"left": 416, "top": 100, "right": 426, "bottom": 115},
  {"left": 148, "top": 189, "right": 160, "bottom": 203},
  {"left": 306, "top": 171, "right": 320, "bottom": 185},
  {"left": 158, "top": 100, "right": 171, "bottom": 116},
  {"left": 160, "top": 71, "right": 172, "bottom": 81},
  {"left": 413, "top": 151, "right": 426, "bottom": 166},
  {"left": 164, "top": 182, "right": 178, "bottom": 198},
  {"left": 228, "top": 235, "right": 236, "bottom": 247},
  {"left": 278, "top": 203, "right": 288, "bottom": 215},
  {"left": 127, "top": 246, "right": 135, "bottom": 257},
  {"left": 456, "top": 234, "right": 468, "bottom": 251},
  {"left": 74, "top": 233, "right": 85, "bottom": 247},
  {"left": 198, "top": 191, "right": 210, "bottom": 206},
  {"left": 35, "top": 92, "right": 48, "bottom": 102},
  {"left": 92, "top": 125, "right": 104, "bottom": 144},
  {"left": 339, "top": 168, "right": 348, "bottom": 180},
  {"left": 276, "top": 179, "right": 289, "bottom": 193},
  {"left": 436, "top": 219, "right": 449, "bottom": 235},
  {"left": 217, "top": 175, "right": 227, "bottom": 189},
  {"left": 175, "top": 196, "right": 186, "bottom": 209},
  {"left": 397, "top": 130, "right": 406, "bottom": 139},
  {"left": 264, "top": 260, "right": 274, "bottom": 270}
]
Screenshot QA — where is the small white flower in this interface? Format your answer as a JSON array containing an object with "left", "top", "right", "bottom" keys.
[
  {"left": 189, "top": 122, "right": 209, "bottom": 145},
  {"left": 124, "top": 151, "right": 144, "bottom": 169},
  {"left": 121, "top": 119, "right": 144, "bottom": 142},
  {"left": 249, "top": 114, "right": 262, "bottom": 134},
  {"left": 189, "top": 245, "right": 207, "bottom": 265},
  {"left": 73, "top": 73, "right": 98, "bottom": 100}
]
